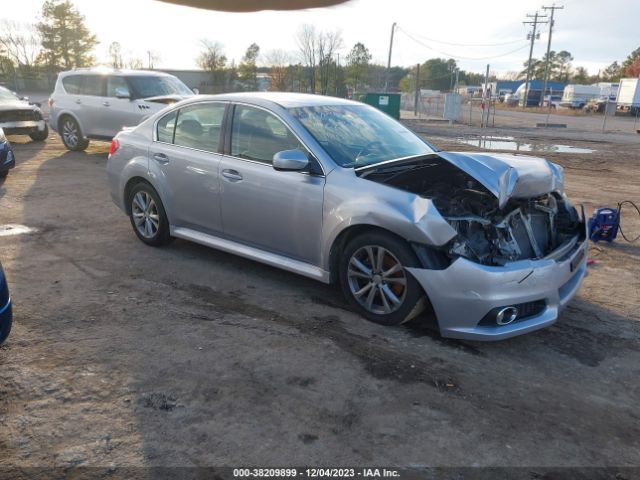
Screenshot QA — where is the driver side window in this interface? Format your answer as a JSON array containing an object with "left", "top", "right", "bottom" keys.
[{"left": 231, "top": 105, "right": 305, "bottom": 165}]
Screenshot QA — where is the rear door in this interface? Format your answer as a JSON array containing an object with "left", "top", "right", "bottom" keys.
[
  {"left": 149, "top": 102, "right": 226, "bottom": 234},
  {"left": 76, "top": 75, "right": 106, "bottom": 137}
]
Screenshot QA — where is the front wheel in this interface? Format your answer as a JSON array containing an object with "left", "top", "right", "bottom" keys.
[
  {"left": 128, "top": 183, "right": 171, "bottom": 247},
  {"left": 339, "top": 232, "right": 426, "bottom": 326},
  {"left": 29, "top": 124, "right": 49, "bottom": 142}
]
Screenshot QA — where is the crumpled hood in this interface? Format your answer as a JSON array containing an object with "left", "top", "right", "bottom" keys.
[{"left": 437, "top": 151, "right": 564, "bottom": 208}]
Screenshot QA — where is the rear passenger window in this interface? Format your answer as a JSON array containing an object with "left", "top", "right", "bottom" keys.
[
  {"left": 157, "top": 110, "right": 178, "bottom": 143},
  {"left": 81, "top": 76, "right": 103, "bottom": 96},
  {"left": 62, "top": 75, "right": 82, "bottom": 94},
  {"left": 173, "top": 103, "right": 225, "bottom": 153}
]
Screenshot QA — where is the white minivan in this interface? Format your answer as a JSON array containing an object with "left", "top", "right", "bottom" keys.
[{"left": 49, "top": 68, "right": 194, "bottom": 151}]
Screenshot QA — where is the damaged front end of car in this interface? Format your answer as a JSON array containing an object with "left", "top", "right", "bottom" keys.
[{"left": 358, "top": 151, "right": 587, "bottom": 340}]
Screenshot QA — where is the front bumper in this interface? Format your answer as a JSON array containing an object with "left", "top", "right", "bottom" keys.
[
  {"left": 0, "top": 120, "right": 47, "bottom": 136},
  {"left": 0, "top": 141, "right": 15, "bottom": 173},
  {"left": 408, "top": 235, "right": 588, "bottom": 341}
]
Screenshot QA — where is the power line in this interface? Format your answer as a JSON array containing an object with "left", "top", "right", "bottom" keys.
[
  {"left": 398, "top": 27, "right": 526, "bottom": 48},
  {"left": 397, "top": 27, "right": 530, "bottom": 61}
]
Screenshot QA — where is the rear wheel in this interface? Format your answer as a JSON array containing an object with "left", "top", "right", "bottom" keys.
[
  {"left": 60, "top": 116, "right": 88, "bottom": 151},
  {"left": 128, "top": 183, "right": 171, "bottom": 247},
  {"left": 0, "top": 171, "right": 7, "bottom": 179},
  {"left": 0, "top": 308, "right": 11, "bottom": 345},
  {"left": 339, "top": 232, "right": 426, "bottom": 326}
]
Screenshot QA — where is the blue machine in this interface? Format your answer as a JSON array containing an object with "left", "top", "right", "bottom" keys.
[{"left": 588, "top": 208, "right": 620, "bottom": 243}]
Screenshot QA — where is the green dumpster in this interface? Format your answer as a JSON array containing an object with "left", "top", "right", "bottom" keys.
[{"left": 356, "top": 93, "right": 401, "bottom": 119}]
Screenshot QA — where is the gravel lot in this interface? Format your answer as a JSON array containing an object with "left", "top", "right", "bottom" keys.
[{"left": 0, "top": 116, "right": 639, "bottom": 477}]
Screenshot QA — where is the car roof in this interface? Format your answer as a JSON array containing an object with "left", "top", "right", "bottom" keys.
[
  {"left": 58, "top": 68, "right": 173, "bottom": 78},
  {"left": 186, "top": 92, "right": 361, "bottom": 109}
]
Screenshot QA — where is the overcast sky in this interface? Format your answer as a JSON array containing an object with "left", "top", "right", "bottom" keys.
[{"left": 6, "top": 0, "right": 639, "bottom": 76}]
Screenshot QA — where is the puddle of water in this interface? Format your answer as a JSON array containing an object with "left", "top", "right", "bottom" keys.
[
  {"left": 0, "top": 224, "right": 38, "bottom": 236},
  {"left": 457, "top": 136, "right": 594, "bottom": 154}
]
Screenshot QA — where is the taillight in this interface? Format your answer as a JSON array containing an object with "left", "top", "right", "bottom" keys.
[{"left": 108, "top": 138, "right": 120, "bottom": 157}]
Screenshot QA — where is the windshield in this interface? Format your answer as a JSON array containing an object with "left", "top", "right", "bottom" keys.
[
  {"left": 288, "top": 104, "right": 436, "bottom": 168},
  {"left": 0, "top": 87, "right": 19, "bottom": 102},
  {"left": 127, "top": 75, "right": 193, "bottom": 99}
]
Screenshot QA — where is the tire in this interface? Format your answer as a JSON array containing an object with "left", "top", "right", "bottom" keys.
[
  {"left": 29, "top": 124, "right": 49, "bottom": 142},
  {"left": 0, "top": 170, "right": 7, "bottom": 179},
  {"left": 339, "top": 231, "right": 426, "bottom": 326},
  {"left": 0, "top": 308, "right": 11, "bottom": 345},
  {"left": 128, "top": 182, "right": 171, "bottom": 247},
  {"left": 59, "top": 116, "right": 89, "bottom": 151}
]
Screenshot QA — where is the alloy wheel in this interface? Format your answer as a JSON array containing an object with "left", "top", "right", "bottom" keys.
[
  {"left": 131, "top": 191, "right": 160, "bottom": 239},
  {"left": 62, "top": 119, "right": 79, "bottom": 149},
  {"left": 347, "top": 245, "right": 408, "bottom": 315}
]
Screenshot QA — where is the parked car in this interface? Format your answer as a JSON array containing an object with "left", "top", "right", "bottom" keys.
[
  {"left": 0, "top": 261, "right": 12, "bottom": 345},
  {"left": 0, "top": 86, "right": 48, "bottom": 142},
  {"left": 107, "top": 93, "right": 587, "bottom": 341},
  {"left": 49, "top": 68, "right": 194, "bottom": 151},
  {"left": 542, "top": 95, "right": 562, "bottom": 109},
  {"left": 0, "top": 128, "right": 16, "bottom": 178}
]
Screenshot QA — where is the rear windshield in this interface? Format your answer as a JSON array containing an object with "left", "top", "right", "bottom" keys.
[{"left": 127, "top": 75, "right": 192, "bottom": 99}]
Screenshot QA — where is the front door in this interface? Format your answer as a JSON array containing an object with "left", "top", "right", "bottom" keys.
[
  {"left": 100, "top": 76, "right": 139, "bottom": 138},
  {"left": 220, "top": 104, "right": 325, "bottom": 265}
]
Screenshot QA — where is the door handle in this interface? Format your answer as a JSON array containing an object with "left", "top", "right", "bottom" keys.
[
  {"left": 75, "top": 99, "right": 81, "bottom": 104},
  {"left": 221, "top": 169, "right": 243, "bottom": 182},
  {"left": 103, "top": 101, "right": 110, "bottom": 107},
  {"left": 152, "top": 153, "right": 170, "bottom": 164}
]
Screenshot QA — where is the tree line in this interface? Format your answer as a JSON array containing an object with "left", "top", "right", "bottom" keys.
[{"left": 1, "top": 0, "right": 638, "bottom": 93}]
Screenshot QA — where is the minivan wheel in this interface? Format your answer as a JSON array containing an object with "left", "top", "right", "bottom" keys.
[
  {"left": 339, "top": 232, "right": 426, "bottom": 326},
  {"left": 60, "top": 117, "right": 88, "bottom": 151},
  {"left": 0, "top": 309, "right": 11, "bottom": 345},
  {"left": 128, "top": 183, "right": 171, "bottom": 246}
]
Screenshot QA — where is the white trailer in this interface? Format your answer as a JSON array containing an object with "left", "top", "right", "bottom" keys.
[
  {"left": 616, "top": 78, "right": 640, "bottom": 114},
  {"left": 560, "top": 85, "right": 601, "bottom": 109}
]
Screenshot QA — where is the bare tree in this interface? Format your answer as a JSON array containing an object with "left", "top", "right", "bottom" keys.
[
  {"left": 108, "top": 41, "right": 123, "bottom": 69},
  {"left": 296, "top": 24, "right": 317, "bottom": 93},
  {"left": 0, "top": 20, "right": 41, "bottom": 68},
  {"left": 265, "top": 49, "right": 290, "bottom": 91},
  {"left": 197, "top": 40, "right": 227, "bottom": 92},
  {"left": 317, "top": 29, "right": 343, "bottom": 94}
]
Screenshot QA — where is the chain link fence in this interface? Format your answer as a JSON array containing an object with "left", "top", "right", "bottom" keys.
[{"left": 401, "top": 92, "right": 640, "bottom": 135}]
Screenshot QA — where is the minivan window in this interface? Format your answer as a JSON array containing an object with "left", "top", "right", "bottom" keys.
[
  {"left": 231, "top": 105, "right": 305, "bottom": 164},
  {"left": 127, "top": 75, "right": 192, "bottom": 99},
  {"left": 106, "top": 76, "right": 129, "bottom": 98},
  {"left": 62, "top": 75, "right": 82, "bottom": 94},
  {"left": 173, "top": 103, "right": 225, "bottom": 153},
  {"left": 81, "top": 75, "right": 103, "bottom": 96}
]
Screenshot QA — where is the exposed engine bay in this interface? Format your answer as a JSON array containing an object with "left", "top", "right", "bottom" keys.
[{"left": 359, "top": 156, "right": 584, "bottom": 266}]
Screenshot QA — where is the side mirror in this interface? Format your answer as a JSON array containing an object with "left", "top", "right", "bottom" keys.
[
  {"left": 20, "top": 96, "right": 29, "bottom": 102},
  {"left": 115, "top": 87, "right": 131, "bottom": 99},
  {"left": 273, "top": 149, "right": 309, "bottom": 172},
  {"left": 192, "top": 88, "right": 200, "bottom": 95}
]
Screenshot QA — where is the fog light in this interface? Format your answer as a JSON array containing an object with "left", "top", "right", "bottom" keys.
[{"left": 496, "top": 307, "right": 519, "bottom": 325}]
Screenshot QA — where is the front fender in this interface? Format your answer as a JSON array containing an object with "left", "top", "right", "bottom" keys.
[{"left": 321, "top": 169, "right": 457, "bottom": 270}]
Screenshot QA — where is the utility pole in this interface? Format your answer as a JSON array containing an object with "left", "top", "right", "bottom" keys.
[
  {"left": 414, "top": 64, "right": 420, "bottom": 116},
  {"left": 522, "top": 12, "right": 547, "bottom": 109},
  {"left": 482, "top": 64, "right": 490, "bottom": 127},
  {"left": 540, "top": 4, "right": 564, "bottom": 106},
  {"left": 384, "top": 22, "right": 397, "bottom": 92}
]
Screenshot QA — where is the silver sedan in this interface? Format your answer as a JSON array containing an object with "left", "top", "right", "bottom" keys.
[{"left": 106, "top": 93, "right": 587, "bottom": 340}]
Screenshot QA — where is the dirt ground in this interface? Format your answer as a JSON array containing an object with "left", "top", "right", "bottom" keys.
[{"left": 0, "top": 115, "right": 639, "bottom": 477}]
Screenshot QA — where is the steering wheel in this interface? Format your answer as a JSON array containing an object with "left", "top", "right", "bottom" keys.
[{"left": 355, "top": 140, "right": 386, "bottom": 163}]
